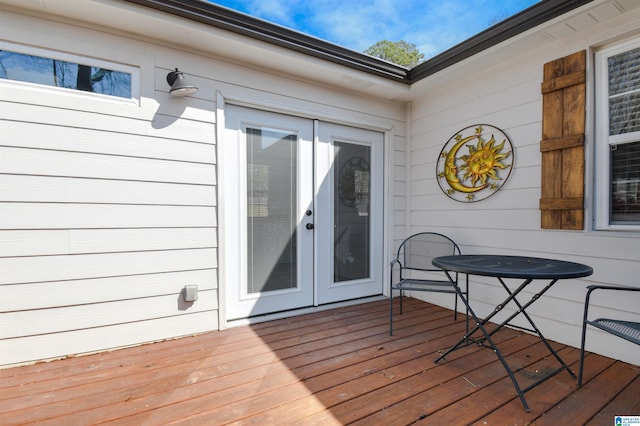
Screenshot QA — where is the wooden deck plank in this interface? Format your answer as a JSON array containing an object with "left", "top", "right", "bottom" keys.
[
  {"left": 0, "top": 334, "right": 205, "bottom": 387},
  {"left": 585, "top": 375, "right": 640, "bottom": 425},
  {"left": 195, "top": 322, "right": 473, "bottom": 425},
  {"left": 2, "top": 300, "right": 421, "bottom": 424},
  {"left": 306, "top": 334, "right": 525, "bottom": 422},
  {"left": 472, "top": 351, "right": 619, "bottom": 425},
  {"left": 346, "top": 334, "right": 555, "bottom": 426},
  {"left": 531, "top": 361, "right": 640, "bottom": 425},
  {"left": 416, "top": 345, "right": 578, "bottom": 425},
  {"left": 3, "top": 301, "right": 389, "bottom": 389},
  {"left": 82, "top": 301, "right": 450, "bottom": 425},
  {"left": 0, "top": 298, "right": 637, "bottom": 426}
]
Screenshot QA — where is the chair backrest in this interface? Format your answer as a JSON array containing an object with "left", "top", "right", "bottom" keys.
[{"left": 398, "top": 232, "right": 460, "bottom": 272}]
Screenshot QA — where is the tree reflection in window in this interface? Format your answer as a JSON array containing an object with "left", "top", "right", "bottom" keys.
[{"left": 0, "top": 50, "right": 131, "bottom": 99}]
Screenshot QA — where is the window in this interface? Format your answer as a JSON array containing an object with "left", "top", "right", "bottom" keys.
[
  {"left": 0, "top": 49, "right": 132, "bottom": 99},
  {"left": 595, "top": 39, "right": 640, "bottom": 229}
]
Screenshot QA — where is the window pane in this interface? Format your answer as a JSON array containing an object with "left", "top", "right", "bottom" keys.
[
  {"left": 611, "top": 141, "right": 640, "bottom": 224},
  {"left": 0, "top": 50, "right": 132, "bottom": 99},
  {"left": 246, "top": 128, "right": 298, "bottom": 293},
  {"left": 334, "top": 142, "right": 371, "bottom": 282},
  {"left": 610, "top": 92, "right": 640, "bottom": 135},
  {"left": 608, "top": 46, "right": 640, "bottom": 96},
  {"left": 608, "top": 46, "right": 640, "bottom": 135}
]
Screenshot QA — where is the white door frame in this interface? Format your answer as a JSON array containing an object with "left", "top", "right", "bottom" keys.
[
  {"left": 315, "top": 121, "right": 384, "bottom": 304},
  {"left": 222, "top": 105, "right": 315, "bottom": 320},
  {"left": 217, "top": 94, "right": 393, "bottom": 328}
]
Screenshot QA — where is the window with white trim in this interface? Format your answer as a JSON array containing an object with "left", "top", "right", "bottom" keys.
[
  {"left": 595, "top": 38, "right": 640, "bottom": 229},
  {"left": 0, "top": 48, "right": 133, "bottom": 99}
]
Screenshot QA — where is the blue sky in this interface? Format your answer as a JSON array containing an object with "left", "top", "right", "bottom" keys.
[{"left": 209, "top": 0, "right": 539, "bottom": 59}]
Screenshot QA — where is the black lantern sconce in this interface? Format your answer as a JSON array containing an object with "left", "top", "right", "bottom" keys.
[{"left": 166, "top": 68, "right": 199, "bottom": 97}]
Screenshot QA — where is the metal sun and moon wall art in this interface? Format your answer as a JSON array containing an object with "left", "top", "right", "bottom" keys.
[{"left": 436, "top": 124, "right": 514, "bottom": 202}]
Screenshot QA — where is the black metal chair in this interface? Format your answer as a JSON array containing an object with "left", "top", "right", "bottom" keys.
[
  {"left": 578, "top": 285, "right": 640, "bottom": 386},
  {"left": 389, "top": 232, "right": 467, "bottom": 335}
]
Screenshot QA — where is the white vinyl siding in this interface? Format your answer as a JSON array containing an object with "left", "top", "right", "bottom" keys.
[
  {"left": 0, "top": 7, "right": 404, "bottom": 367},
  {"left": 4, "top": 0, "right": 637, "bottom": 371},
  {"left": 405, "top": 3, "right": 640, "bottom": 367},
  {"left": 0, "top": 16, "right": 218, "bottom": 366}
]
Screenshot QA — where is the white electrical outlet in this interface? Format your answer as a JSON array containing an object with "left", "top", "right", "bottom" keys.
[{"left": 183, "top": 285, "right": 198, "bottom": 302}]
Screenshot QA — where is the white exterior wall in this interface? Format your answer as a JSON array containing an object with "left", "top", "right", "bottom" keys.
[
  {"left": 1, "top": 0, "right": 637, "bottom": 369},
  {"left": 406, "top": 1, "right": 640, "bottom": 366},
  {"left": 0, "top": 5, "right": 406, "bottom": 367}
]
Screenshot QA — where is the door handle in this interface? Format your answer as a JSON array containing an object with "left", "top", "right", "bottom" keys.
[{"left": 306, "top": 223, "right": 314, "bottom": 230}]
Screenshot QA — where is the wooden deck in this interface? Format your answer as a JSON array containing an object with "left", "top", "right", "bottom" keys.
[{"left": 1, "top": 298, "right": 639, "bottom": 425}]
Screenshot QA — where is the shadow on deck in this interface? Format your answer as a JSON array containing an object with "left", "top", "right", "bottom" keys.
[{"left": 1, "top": 298, "right": 639, "bottom": 425}]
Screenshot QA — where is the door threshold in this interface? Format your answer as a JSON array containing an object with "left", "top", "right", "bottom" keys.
[{"left": 225, "top": 295, "right": 385, "bottom": 328}]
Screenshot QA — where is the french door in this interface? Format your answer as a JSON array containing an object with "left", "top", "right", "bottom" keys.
[{"left": 223, "top": 105, "right": 383, "bottom": 320}]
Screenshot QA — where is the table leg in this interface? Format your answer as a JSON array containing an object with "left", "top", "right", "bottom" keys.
[
  {"left": 434, "top": 271, "right": 532, "bottom": 411},
  {"left": 491, "top": 277, "right": 576, "bottom": 378},
  {"left": 435, "top": 272, "right": 575, "bottom": 412}
]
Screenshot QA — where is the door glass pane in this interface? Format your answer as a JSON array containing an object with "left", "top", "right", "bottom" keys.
[
  {"left": 334, "top": 142, "right": 371, "bottom": 282},
  {"left": 247, "top": 128, "right": 297, "bottom": 294}
]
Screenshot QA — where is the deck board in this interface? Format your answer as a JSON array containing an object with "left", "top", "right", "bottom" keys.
[{"left": 1, "top": 298, "right": 638, "bottom": 425}]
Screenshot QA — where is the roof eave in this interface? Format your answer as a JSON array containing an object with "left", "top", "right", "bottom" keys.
[
  {"left": 123, "top": 0, "right": 594, "bottom": 84},
  {"left": 122, "top": 0, "right": 411, "bottom": 82},
  {"left": 408, "top": 0, "right": 594, "bottom": 81}
]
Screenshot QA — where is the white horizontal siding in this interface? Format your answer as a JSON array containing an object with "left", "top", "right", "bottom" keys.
[
  {"left": 0, "top": 4, "right": 408, "bottom": 368},
  {"left": 1, "top": 290, "right": 218, "bottom": 339},
  {"left": 406, "top": 4, "right": 640, "bottom": 367},
  {"left": 3, "top": 120, "right": 216, "bottom": 162},
  {"left": 1, "top": 204, "right": 216, "bottom": 229},
  {"left": 1, "top": 228, "right": 217, "bottom": 257},
  {"left": 1, "top": 248, "right": 217, "bottom": 285},
  {"left": 0, "top": 10, "right": 221, "bottom": 366},
  {"left": 0, "top": 147, "right": 215, "bottom": 185},
  {"left": 1, "top": 175, "right": 216, "bottom": 206},
  {"left": 1, "top": 101, "right": 215, "bottom": 145},
  {"left": 1, "top": 269, "right": 217, "bottom": 311},
  {"left": 0, "top": 311, "right": 218, "bottom": 367}
]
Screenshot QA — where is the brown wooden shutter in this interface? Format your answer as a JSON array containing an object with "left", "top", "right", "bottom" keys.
[{"left": 540, "top": 50, "right": 586, "bottom": 230}]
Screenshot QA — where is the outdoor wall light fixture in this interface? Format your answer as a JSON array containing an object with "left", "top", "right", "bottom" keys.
[{"left": 166, "top": 68, "right": 199, "bottom": 97}]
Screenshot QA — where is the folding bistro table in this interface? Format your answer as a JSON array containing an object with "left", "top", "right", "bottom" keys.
[{"left": 432, "top": 254, "right": 593, "bottom": 411}]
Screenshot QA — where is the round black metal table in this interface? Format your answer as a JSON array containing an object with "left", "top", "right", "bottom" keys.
[{"left": 432, "top": 254, "right": 593, "bottom": 412}]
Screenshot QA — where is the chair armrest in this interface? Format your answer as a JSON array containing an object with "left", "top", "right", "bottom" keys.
[
  {"left": 585, "top": 285, "right": 640, "bottom": 306},
  {"left": 586, "top": 284, "right": 640, "bottom": 293},
  {"left": 583, "top": 285, "right": 640, "bottom": 322}
]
